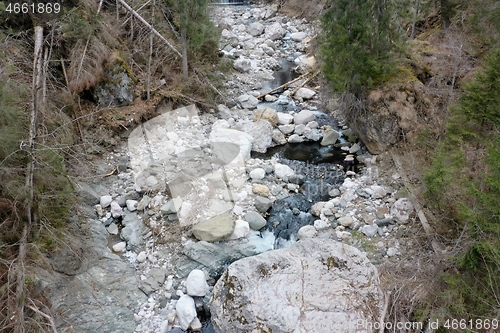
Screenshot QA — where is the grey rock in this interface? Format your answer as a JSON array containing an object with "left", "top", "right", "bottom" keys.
[
  {"left": 126, "top": 199, "right": 138, "bottom": 211},
  {"left": 274, "top": 163, "right": 295, "bottom": 179},
  {"left": 136, "top": 195, "right": 151, "bottom": 211},
  {"left": 321, "top": 129, "right": 339, "bottom": 146},
  {"left": 238, "top": 94, "right": 259, "bottom": 109},
  {"left": 210, "top": 239, "right": 383, "bottom": 333},
  {"left": 329, "top": 189, "right": 341, "bottom": 197},
  {"left": 243, "top": 211, "right": 267, "bottom": 230},
  {"left": 254, "top": 196, "right": 272, "bottom": 213},
  {"left": 272, "top": 129, "right": 287, "bottom": 145},
  {"left": 75, "top": 182, "right": 100, "bottom": 205},
  {"left": 106, "top": 223, "right": 119, "bottom": 235},
  {"left": 375, "top": 218, "right": 395, "bottom": 227},
  {"left": 112, "top": 241, "right": 127, "bottom": 252},
  {"left": 94, "top": 57, "right": 135, "bottom": 107},
  {"left": 161, "top": 197, "right": 183, "bottom": 214},
  {"left": 277, "top": 112, "right": 294, "bottom": 125},
  {"left": 100, "top": 195, "right": 113, "bottom": 208},
  {"left": 248, "top": 22, "right": 265, "bottom": 37},
  {"left": 110, "top": 201, "right": 122, "bottom": 218},
  {"left": 293, "top": 110, "right": 315, "bottom": 125},
  {"left": 139, "top": 268, "right": 166, "bottom": 296},
  {"left": 242, "top": 119, "right": 274, "bottom": 153},
  {"left": 294, "top": 87, "right": 316, "bottom": 100},
  {"left": 360, "top": 224, "right": 379, "bottom": 237},
  {"left": 287, "top": 174, "right": 304, "bottom": 185},
  {"left": 337, "top": 216, "right": 353, "bottom": 227},
  {"left": 234, "top": 58, "right": 252, "bottom": 73},
  {"left": 264, "top": 22, "right": 285, "bottom": 41},
  {"left": 391, "top": 198, "right": 414, "bottom": 223},
  {"left": 179, "top": 241, "right": 246, "bottom": 278},
  {"left": 297, "top": 225, "right": 317, "bottom": 239},
  {"left": 191, "top": 211, "right": 235, "bottom": 242},
  {"left": 290, "top": 31, "right": 307, "bottom": 42},
  {"left": 349, "top": 143, "right": 361, "bottom": 154}
]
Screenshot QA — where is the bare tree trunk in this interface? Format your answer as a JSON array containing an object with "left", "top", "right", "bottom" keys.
[
  {"left": 13, "top": 25, "right": 44, "bottom": 333},
  {"left": 118, "top": 0, "right": 181, "bottom": 57},
  {"left": 410, "top": 0, "right": 420, "bottom": 40},
  {"left": 181, "top": 29, "right": 188, "bottom": 80},
  {"left": 147, "top": 0, "right": 155, "bottom": 100}
]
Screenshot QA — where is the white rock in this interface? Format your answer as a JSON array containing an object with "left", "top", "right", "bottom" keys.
[
  {"left": 387, "top": 247, "right": 398, "bottom": 257},
  {"left": 360, "top": 224, "right": 379, "bottom": 238},
  {"left": 290, "top": 31, "right": 307, "bottom": 42},
  {"left": 265, "top": 22, "right": 285, "bottom": 41},
  {"left": 175, "top": 295, "right": 197, "bottom": 331},
  {"left": 190, "top": 317, "right": 203, "bottom": 331},
  {"left": 277, "top": 112, "right": 294, "bottom": 125},
  {"left": 238, "top": 94, "right": 259, "bottom": 109},
  {"left": 209, "top": 127, "right": 254, "bottom": 163},
  {"left": 306, "top": 121, "right": 319, "bottom": 129},
  {"left": 314, "top": 219, "right": 330, "bottom": 230},
  {"left": 100, "top": 195, "right": 113, "bottom": 208},
  {"left": 337, "top": 216, "right": 353, "bottom": 227},
  {"left": 137, "top": 251, "right": 147, "bottom": 263},
  {"left": 234, "top": 59, "right": 252, "bottom": 73},
  {"left": 297, "top": 225, "right": 317, "bottom": 239},
  {"left": 287, "top": 134, "right": 304, "bottom": 143},
  {"left": 186, "top": 270, "right": 209, "bottom": 297},
  {"left": 274, "top": 163, "right": 295, "bottom": 179},
  {"left": 248, "top": 21, "right": 265, "bottom": 37},
  {"left": 278, "top": 124, "right": 295, "bottom": 135},
  {"left": 126, "top": 199, "right": 138, "bottom": 211},
  {"left": 229, "top": 219, "right": 251, "bottom": 240},
  {"left": 249, "top": 168, "right": 266, "bottom": 181},
  {"left": 165, "top": 275, "right": 174, "bottom": 290},
  {"left": 294, "top": 87, "right": 316, "bottom": 100},
  {"left": 370, "top": 185, "right": 387, "bottom": 199},
  {"left": 112, "top": 242, "right": 127, "bottom": 252},
  {"left": 293, "top": 110, "right": 315, "bottom": 125},
  {"left": 294, "top": 55, "right": 317, "bottom": 74},
  {"left": 294, "top": 124, "right": 307, "bottom": 135},
  {"left": 110, "top": 201, "right": 122, "bottom": 218},
  {"left": 311, "top": 202, "right": 326, "bottom": 216},
  {"left": 390, "top": 198, "right": 414, "bottom": 223},
  {"left": 264, "top": 94, "right": 278, "bottom": 102}
]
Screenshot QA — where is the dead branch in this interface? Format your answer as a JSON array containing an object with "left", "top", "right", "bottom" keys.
[
  {"left": 290, "top": 70, "right": 319, "bottom": 97},
  {"left": 117, "top": 0, "right": 182, "bottom": 58},
  {"left": 256, "top": 72, "right": 310, "bottom": 99},
  {"left": 391, "top": 153, "right": 443, "bottom": 254}
]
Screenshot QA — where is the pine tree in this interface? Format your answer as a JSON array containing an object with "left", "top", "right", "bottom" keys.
[{"left": 319, "top": 0, "right": 400, "bottom": 93}]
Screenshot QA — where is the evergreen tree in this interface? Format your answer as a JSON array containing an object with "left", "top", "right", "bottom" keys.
[{"left": 319, "top": 0, "right": 400, "bottom": 93}]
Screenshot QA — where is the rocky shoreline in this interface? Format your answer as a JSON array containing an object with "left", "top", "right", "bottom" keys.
[{"left": 41, "top": 3, "right": 416, "bottom": 333}]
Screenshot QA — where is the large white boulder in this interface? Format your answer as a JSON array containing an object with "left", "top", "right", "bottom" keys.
[{"left": 210, "top": 239, "right": 383, "bottom": 333}]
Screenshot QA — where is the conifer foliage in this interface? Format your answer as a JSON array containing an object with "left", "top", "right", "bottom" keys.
[{"left": 319, "top": 0, "right": 399, "bottom": 93}]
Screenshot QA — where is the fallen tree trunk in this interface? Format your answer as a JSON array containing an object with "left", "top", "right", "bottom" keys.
[
  {"left": 256, "top": 72, "right": 310, "bottom": 99},
  {"left": 117, "top": 0, "right": 182, "bottom": 58}
]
